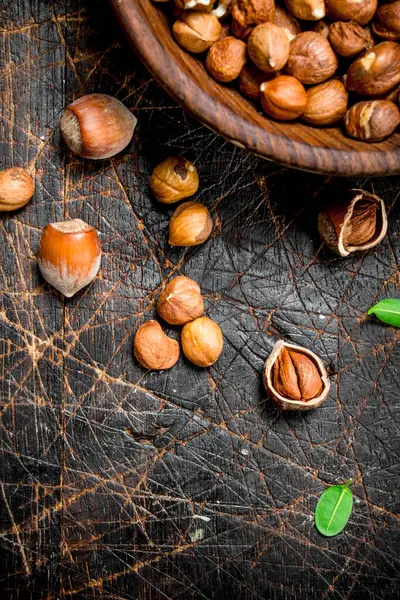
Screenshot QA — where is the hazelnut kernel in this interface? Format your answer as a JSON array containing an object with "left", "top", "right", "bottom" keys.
[
  {"left": 134, "top": 321, "right": 180, "bottom": 370},
  {"left": 206, "top": 36, "right": 247, "bottom": 82},
  {"left": 157, "top": 275, "right": 204, "bottom": 325},
  {"left": 150, "top": 156, "right": 199, "bottom": 204},
  {"left": 325, "top": 0, "right": 378, "bottom": 26},
  {"left": 345, "top": 100, "right": 400, "bottom": 142},
  {"left": 173, "top": 12, "right": 222, "bottom": 53},
  {"left": 285, "top": 32, "right": 338, "bottom": 85},
  {"left": 260, "top": 75, "right": 307, "bottom": 121},
  {"left": 0, "top": 167, "right": 35, "bottom": 212},
  {"left": 302, "top": 80, "right": 348, "bottom": 126},
  {"left": 181, "top": 316, "right": 223, "bottom": 367},
  {"left": 329, "top": 21, "right": 367, "bottom": 57},
  {"left": 283, "top": 0, "right": 326, "bottom": 22},
  {"left": 169, "top": 201, "right": 213, "bottom": 247},
  {"left": 248, "top": 23, "right": 290, "bottom": 73}
]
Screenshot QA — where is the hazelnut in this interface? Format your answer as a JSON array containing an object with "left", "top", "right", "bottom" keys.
[
  {"left": 173, "top": 12, "right": 222, "bottom": 53},
  {"left": 318, "top": 189, "right": 388, "bottom": 256},
  {"left": 169, "top": 201, "right": 213, "bottom": 246},
  {"left": 150, "top": 156, "right": 199, "bottom": 204},
  {"left": 302, "top": 80, "right": 348, "bottom": 125},
  {"left": 364, "top": 25, "right": 376, "bottom": 51},
  {"left": 260, "top": 75, "right": 307, "bottom": 120},
  {"left": 248, "top": 23, "right": 290, "bottom": 73},
  {"left": 212, "top": 0, "right": 234, "bottom": 19},
  {"left": 325, "top": 0, "right": 378, "bottom": 26},
  {"left": 157, "top": 275, "right": 204, "bottom": 325},
  {"left": 345, "top": 100, "right": 400, "bottom": 142},
  {"left": 174, "top": 0, "right": 213, "bottom": 11},
  {"left": 239, "top": 63, "right": 271, "bottom": 100},
  {"left": 273, "top": 6, "right": 302, "bottom": 41},
  {"left": 181, "top": 317, "right": 223, "bottom": 367},
  {"left": 285, "top": 32, "right": 338, "bottom": 84},
  {"left": 0, "top": 167, "right": 34, "bottom": 212},
  {"left": 373, "top": 1, "right": 400, "bottom": 41},
  {"left": 60, "top": 94, "right": 137, "bottom": 160},
  {"left": 311, "top": 20, "right": 330, "bottom": 39},
  {"left": 134, "top": 321, "right": 180, "bottom": 370},
  {"left": 231, "top": 0, "right": 275, "bottom": 40},
  {"left": 206, "top": 36, "right": 247, "bottom": 82},
  {"left": 329, "top": 21, "right": 367, "bottom": 57},
  {"left": 284, "top": 0, "right": 325, "bottom": 22},
  {"left": 263, "top": 340, "right": 330, "bottom": 411},
  {"left": 38, "top": 219, "right": 101, "bottom": 297},
  {"left": 346, "top": 42, "right": 400, "bottom": 96}
]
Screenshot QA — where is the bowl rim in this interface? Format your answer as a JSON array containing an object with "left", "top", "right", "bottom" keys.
[{"left": 110, "top": 0, "right": 400, "bottom": 177}]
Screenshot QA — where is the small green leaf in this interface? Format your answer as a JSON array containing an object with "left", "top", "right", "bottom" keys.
[
  {"left": 367, "top": 299, "right": 400, "bottom": 328},
  {"left": 315, "top": 480, "right": 353, "bottom": 537}
]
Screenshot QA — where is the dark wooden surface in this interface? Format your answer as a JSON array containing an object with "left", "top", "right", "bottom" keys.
[
  {"left": 0, "top": 1, "right": 399, "bottom": 599},
  {"left": 110, "top": 0, "right": 400, "bottom": 177}
]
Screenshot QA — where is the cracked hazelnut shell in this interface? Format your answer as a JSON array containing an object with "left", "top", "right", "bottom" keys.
[
  {"left": 181, "top": 316, "right": 223, "bottom": 367},
  {"left": 150, "top": 156, "right": 199, "bottom": 204},
  {"left": 263, "top": 340, "right": 330, "bottom": 411},
  {"left": 157, "top": 276, "right": 204, "bottom": 325},
  {"left": 346, "top": 42, "right": 400, "bottom": 96},
  {"left": 345, "top": 100, "right": 400, "bottom": 142},
  {"left": 169, "top": 201, "right": 213, "bottom": 246},
  {"left": 248, "top": 22, "right": 290, "bottom": 73},
  {"left": 134, "top": 320, "right": 180, "bottom": 370},
  {"left": 285, "top": 32, "right": 338, "bottom": 84},
  {"left": 0, "top": 168, "right": 34, "bottom": 211}
]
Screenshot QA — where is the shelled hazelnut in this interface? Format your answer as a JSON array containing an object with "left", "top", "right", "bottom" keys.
[
  {"left": 260, "top": 75, "right": 307, "bottom": 120},
  {"left": 150, "top": 156, "right": 199, "bottom": 203},
  {"left": 302, "top": 80, "right": 348, "bottom": 126},
  {"left": 325, "top": 0, "right": 378, "bottom": 26},
  {"left": 231, "top": 0, "right": 275, "bottom": 39},
  {"left": 248, "top": 23, "right": 290, "bottom": 73},
  {"left": 372, "top": 1, "right": 400, "bottom": 41},
  {"left": 134, "top": 321, "right": 180, "bottom": 370},
  {"left": 181, "top": 316, "right": 223, "bottom": 366},
  {"left": 173, "top": 12, "right": 222, "bottom": 53},
  {"left": 329, "top": 21, "right": 367, "bottom": 57},
  {"left": 0, "top": 168, "right": 34, "bottom": 212},
  {"left": 206, "top": 36, "right": 247, "bottom": 82},
  {"left": 169, "top": 201, "right": 213, "bottom": 246},
  {"left": 285, "top": 32, "right": 338, "bottom": 84},
  {"left": 346, "top": 42, "right": 400, "bottom": 96},
  {"left": 284, "top": 0, "right": 325, "bottom": 22},
  {"left": 157, "top": 275, "right": 204, "bottom": 325},
  {"left": 345, "top": 100, "right": 400, "bottom": 142},
  {"left": 273, "top": 6, "right": 302, "bottom": 41},
  {"left": 239, "top": 63, "right": 270, "bottom": 100}
]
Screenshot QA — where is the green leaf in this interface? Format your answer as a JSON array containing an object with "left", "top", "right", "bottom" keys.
[
  {"left": 315, "top": 480, "right": 353, "bottom": 537},
  {"left": 367, "top": 299, "right": 400, "bottom": 328}
]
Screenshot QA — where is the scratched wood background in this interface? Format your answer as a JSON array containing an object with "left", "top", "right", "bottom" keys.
[{"left": 0, "top": 1, "right": 399, "bottom": 599}]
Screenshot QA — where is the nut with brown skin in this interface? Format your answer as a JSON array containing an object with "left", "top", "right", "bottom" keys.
[
  {"left": 231, "top": 0, "right": 275, "bottom": 40},
  {"left": 329, "top": 21, "right": 367, "bottom": 57},
  {"left": 325, "top": 0, "right": 378, "bottom": 26},
  {"left": 345, "top": 100, "right": 400, "bottom": 142},
  {"left": 206, "top": 36, "right": 247, "bottom": 82},
  {"left": 284, "top": 0, "right": 325, "bottom": 21},
  {"left": 373, "top": 1, "right": 400, "bottom": 41},
  {"left": 285, "top": 32, "right": 338, "bottom": 84},
  {"left": 150, "top": 156, "right": 199, "bottom": 204},
  {"left": 248, "top": 23, "right": 290, "bottom": 73},
  {"left": 181, "top": 317, "right": 223, "bottom": 367},
  {"left": 302, "top": 79, "right": 348, "bottom": 125},
  {"left": 157, "top": 276, "right": 204, "bottom": 325},
  {"left": 263, "top": 341, "right": 330, "bottom": 411},
  {"left": 346, "top": 42, "right": 400, "bottom": 96},
  {"left": 173, "top": 12, "right": 222, "bottom": 53},
  {"left": 174, "top": 0, "right": 213, "bottom": 11},
  {"left": 169, "top": 201, "right": 213, "bottom": 246},
  {"left": 60, "top": 94, "right": 137, "bottom": 160},
  {"left": 260, "top": 75, "right": 307, "bottom": 120},
  {"left": 311, "top": 20, "right": 330, "bottom": 39},
  {"left": 273, "top": 6, "right": 302, "bottom": 41},
  {"left": 134, "top": 321, "right": 180, "bottom": 370},
  {"left": 318, "top": 189, "right": 388, "bottom": 256},
  {"left": 0, "top": 168, "right": 35, "bottom": 211},
  {"left": 239, "top": 63, "right": 271, "bottom": 100},
  {"left": 212, "top": 0, "right": 234, "bottom": 19}
]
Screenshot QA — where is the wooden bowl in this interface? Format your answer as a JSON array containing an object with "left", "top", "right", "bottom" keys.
[{"left": 110, "top": 0, "right": 400, "bottom": 176}]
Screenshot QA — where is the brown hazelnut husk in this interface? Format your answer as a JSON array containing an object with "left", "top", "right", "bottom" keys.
[
  {"left": 284, "top": 0, "right": 325, "bottom": 21},
  {"left": 60, "top": 94, "right": 137, "bottom": 160},
  {"left": 134, "top": 320, "right": 180, "bottom": 370},
  {"left": 285, "top": 32, "right": 338, "bottom": 84},
  {"left": 329, "top": 21, "right": 367, "bottom": 57},
  {"left": 260, "top": 75, "right": 307, "bottom": 120},
  {"left": 318, "top": 189, "right": 388, "bottom": 256},
  {"left": 263, "top": 341, "right": 330, "bottom": 411},
  {"left": 325, "top": 0, "right": 378, "bottom": 26},
  {"left": 0, "top": 167, "right": 35, "bottom": 211},
  {"left": 302, "top": 80, "right": 348, "bottom": 125},
  {"left": 150, "top": 156, "right": 199, "bottom": 204},
  {"left": 206, "top": 36, "right": 247, "bottom": 82},
  {"left": 239, "top": 63, "right": 271, "bottom": 100},
  {"left": 345, "top": 100, "right": 400, "bottom": 142},
  {"left": 273, "top": 6, "right": 302, "bottom": 41},
  {"left": 231, "top": 0, "right": 275, "bottom": 40},
  {"left": 346, "top": 42, "right": 400, "bottom": 96},
  {"left": 248, "top": 23, "right": 290, "bottom": 73},
  {"left": 173, "top": 12, "right": 222, "bottom": 53},
  {"left": 169, "top": 201, "right": 213, "bottom": 246},
  {"left": 373, "top": 1, "right": 400, "bottom": 41},
  {"left": 157, "top": 275, "right": 204, "bottom": 325},
  {"left": 181, "top": 316, "right": 223, "bottom": 367}
]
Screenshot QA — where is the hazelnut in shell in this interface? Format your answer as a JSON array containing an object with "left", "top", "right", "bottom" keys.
[
  {"left": 260, "top": 75, "right": 307, "bottom": 120},
  {"left": 345, "top": 100, "right": 400, "bottom": 142},
  {"left": 239, "top": 63, "right": 270, "bottom": 101},
  {"left": 169, "top": 201, "right": 213, "bottom": 246},
  {"left": 248, "top": 23, "right": 290, "bottom": 73},
  {"left": 285, "top": 32, "right": 338, "bottom": 85},
  {"left": 373, "top": 1, "right": 400, "bottom": 41},
  {"left": 263, "top": 340, "right": 330, "bottom": 411},
  {"left": 318, "top": 189, "right": 388, "bottom": 256},
  {"left": 38, "top": 219, "right": 101, "bottom": 297},
  {"left": 157, "top": 275, "right": 204, "bottom": 325},
  {"left": 173, "top": 12, "right": 222, "bottom": 53},
  {"left": 181, "top": 316, "right": 223, "bottom": 367},
  {"left": 0, "top": 168, "right": 35, "bottom": 212},
  {"left": 346, "top": 42, "right": 400, "bottom": 96},
  {"left": 284, "top": 0, "right": 325, "bottom": 22},
  {"left": 134, "top": 321, "right": 180, "bottom": 370},
  {"left": 302, "top": 80, "right": 348, "bottom": 126},
  {"left": 274, "top": 6, "right": 302, "bottom": 42},
  {"left": 60, "top": 94, "right": 137, "bottom": 160},
  {"left": 231, "top": 0, "right": 275, "bottom": 40},
  {"left": 206, "top": 36, "right": 247, "bottom": 82},
  {"left": 325, "top": 0, "right": 378, "bottom": 26},
  {"left": 329, "top": 21, "right": 367, "bottom": 57},
  {"left": 150, "top": 156, "right": 199, "bottom": 204}
]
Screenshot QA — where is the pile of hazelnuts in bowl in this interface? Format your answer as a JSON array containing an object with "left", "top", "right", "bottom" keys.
[{"left": 155, "top": 0, "right": 400, "bottom": 143}]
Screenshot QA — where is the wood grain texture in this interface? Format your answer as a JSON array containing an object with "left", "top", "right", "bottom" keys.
[
  {"left": 110, "top": 0, "right": 400, "bottom": 177},
  {"left": 0, "top": 1, "right": 399, "bottom": 599}
]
